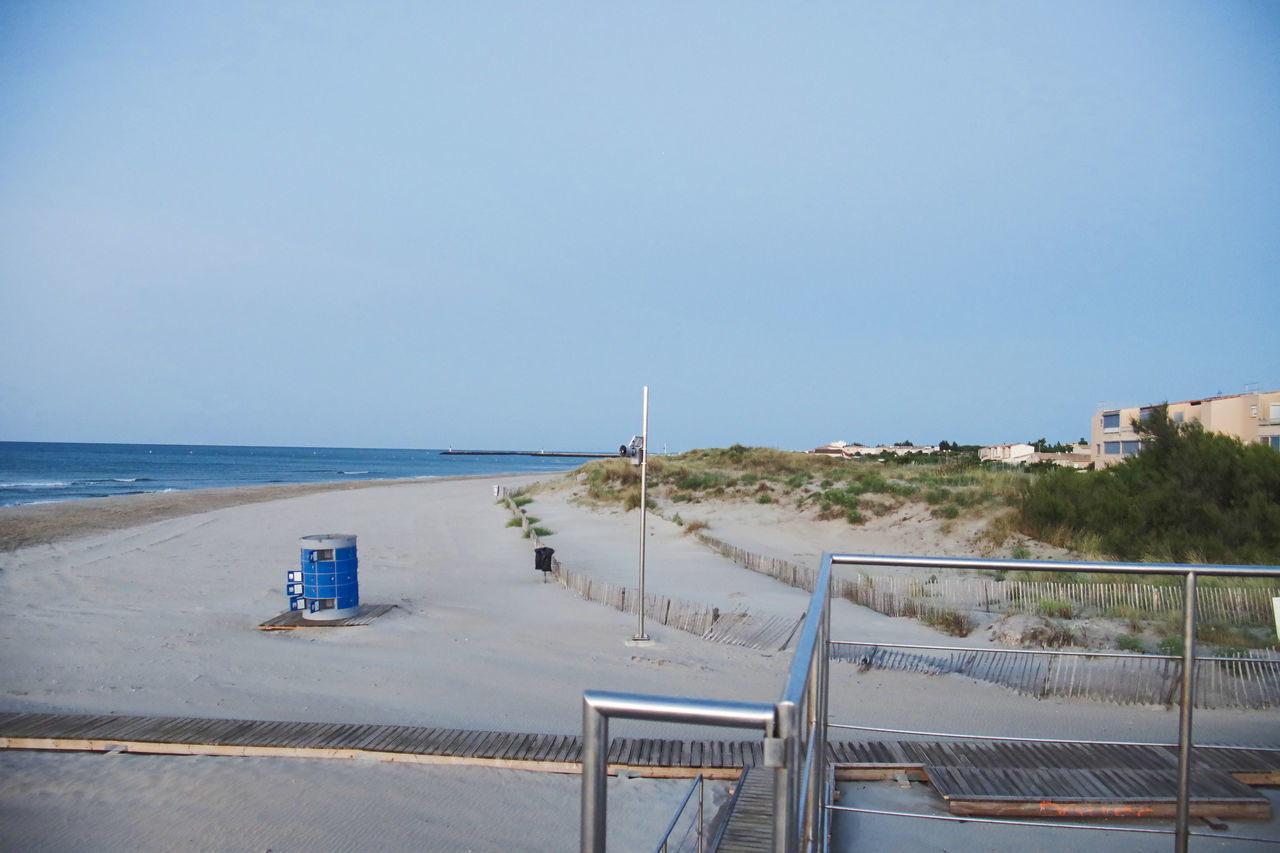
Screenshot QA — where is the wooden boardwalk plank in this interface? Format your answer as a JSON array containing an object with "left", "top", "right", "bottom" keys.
[{"left": 3, "top": 710, "right": 1277, "bottom": 824}]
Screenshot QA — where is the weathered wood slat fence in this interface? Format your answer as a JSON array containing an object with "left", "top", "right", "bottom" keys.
[
  {"left": 834, "top": 643, "right": 1280, "bottom": 709},
  {"left": 694, "top": 531, "right": 1280, "bottom": 708},
  {"left": 504, "top": 496, "right": 802, "bottom": 651},
  {"left": 693, "top": 532, "right": 1279, "bottom": 624}
]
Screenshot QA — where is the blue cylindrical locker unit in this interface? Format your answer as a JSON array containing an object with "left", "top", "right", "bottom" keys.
[{"left": 299, "top": 534, "right": 359, "bottom": 620}]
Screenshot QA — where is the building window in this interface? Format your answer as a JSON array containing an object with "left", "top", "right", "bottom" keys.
[
  {"left": 1122, "top": 440, "right": 1140, "bottom": 456},
  {"left": 1102, "top": 412, "right": 1120, "bottom": 430},
  {"left": 1269, "top": 436, "right": 1280, "bottom": 451},
  {"left": 1139, "top": 407, "right": 1156, "bottom": 421},
  {"left": 1173, "top": 411, "right": 1184, "bottom": 423},
  {"left": 1104, "top": 441, "right": 1121, "bottom": 455}
]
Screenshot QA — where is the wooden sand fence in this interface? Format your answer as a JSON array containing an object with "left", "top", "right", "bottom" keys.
[
  {"left": 838, "top": 574, "right": 1278, "bottom": 625},
  {"left": 694, "top": 532, "right": 1278, "bottom": 624},
  {"left": 694, "top": 532, "right": 1280, "bottom": 708},
  {"left": 503, "top": 495, "right": 802, "bottom": 651},
  {"left": 833, "top": 642, "right": 1280, "bottom": 709}
]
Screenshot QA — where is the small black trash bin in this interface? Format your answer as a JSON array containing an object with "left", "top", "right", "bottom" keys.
[{"left": 534, "top": 546, "right": 555, "bottom": 580}]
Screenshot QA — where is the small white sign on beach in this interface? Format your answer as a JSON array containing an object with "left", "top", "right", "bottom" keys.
[{"left": 1274, "top": 597, "right": 1280, "bottom": 640}]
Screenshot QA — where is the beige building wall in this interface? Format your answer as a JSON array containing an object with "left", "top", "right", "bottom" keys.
[{"left": 1092, "top": 390, "right": 1280, "bottom": 468}]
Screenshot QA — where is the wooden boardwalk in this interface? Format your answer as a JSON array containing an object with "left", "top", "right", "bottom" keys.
[
  {"left": 3, "top": 712, "right": 1277, "bottom": 822},
  {"left": 0, "top": 711, "right": 757, "bottom": 779},
  {"left": 832, "top": 740, "right": 1280, "bottom": 819},
  {"left": 257, "top": 603, "right": 396, "bottom": 630},
  {"left": 713, "top": 767, "right": 775, "bottom": 852}
]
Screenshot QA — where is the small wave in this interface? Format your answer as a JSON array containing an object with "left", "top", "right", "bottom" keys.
[
  {"left": 339, "top": 471, "right": 370, "bottom": 475},
  {"left": 83, "top": 477, "right": 154, "bottom": 484},
  {"left": 0, "top": 481, "right": 72, "bottom": 488}
]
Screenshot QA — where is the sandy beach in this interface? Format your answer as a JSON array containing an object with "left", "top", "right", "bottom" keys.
[{"left": 1, "top": 474, "right": 1276, "bottom": 851}]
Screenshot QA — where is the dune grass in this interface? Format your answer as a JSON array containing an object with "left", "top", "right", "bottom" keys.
[{"left": 571, "top": 445, "right": 1028, "bottom": 535}]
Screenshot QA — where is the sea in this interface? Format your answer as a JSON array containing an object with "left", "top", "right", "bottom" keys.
[{"left": 0, "top": 442, "right": 597, "bottom": 508}]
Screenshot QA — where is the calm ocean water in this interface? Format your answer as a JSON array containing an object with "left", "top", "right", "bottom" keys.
[{"left": 0, "top": 442, "right": 595, "bottom": 507}]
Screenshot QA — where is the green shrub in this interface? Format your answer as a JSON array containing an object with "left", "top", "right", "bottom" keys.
[
  {"left": 674, "top": 470, "right": 726, "bottom": 492},
  {"left": 512, "top": 494, "right": 533, "bottom": 508},
  {"left": 785, "top": 473, "right": 810, "bottom": 488},
  {"left": 504, "top": 517, "right": 523, "bottom": 528},
  {"left": 885, "top": 481, "right": 919, "bottom": 498},
  {"left": 673, "top": 513, "right": 683, "bottom": 526},
  {"left": 523, "top": 525, "right": 553, "bottom": 538},
  {"left": 845, "top": 507, "right": 864, "bottom": 525},
  {"left": 922, "top": 608, "right": 973, "bottom": 637},
  {"left": 1158, "top": 636, "right": 1184, "bottom": 657},
  {"left": 931, "top": 504, "right": 960, "bottom": 520},
  {"left": 1036, "top": 598, "right": 1075, "bottom": 619},
  {"left": 846, "top": 471, "right": 888, "bottom": 495},
  {"left": 1017, "top": 405, "right": 1280, "bottom": 564},
  {"left": 1116, "top": 633, "right": 1145, "bottom": 653},
  {"left": 756, "top": 492, "right": 772, "bottom": 504},
  {"left": 1010, "top": 542, "right": 1031, "bottom": 560},
  {"left": 924, "top": 487, "right": 951, "bottom": 505}
]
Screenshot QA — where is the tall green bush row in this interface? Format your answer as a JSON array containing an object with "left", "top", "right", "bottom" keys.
[{"left": 1019, "top": 406, "right": 1280, "bottom": 564}]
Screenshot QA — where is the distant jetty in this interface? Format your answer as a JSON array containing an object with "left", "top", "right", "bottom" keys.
[{"left": 440, "top": 449, "right": 616, "bottom": 458}]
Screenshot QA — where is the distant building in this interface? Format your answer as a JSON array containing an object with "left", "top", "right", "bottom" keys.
[
  {"left": 1091, "top": 390, "right": 1280, "bottom": 468},
  {"left": 978, "top": 443, "right": 1090, "bottom": 469},
  {"left": 810, "top": 442, "right": 940, "bottom": 458},
  {"left": 979, "top": 443, "right": 1035, "bottom": 464}
]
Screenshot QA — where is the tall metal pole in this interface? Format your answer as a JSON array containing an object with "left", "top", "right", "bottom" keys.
[
  {"left": 634, "top": 386, "right": 650, "bottom": 642},
  {"left": 1174, "top": 570, "right": 1198, "bottom": 853}
]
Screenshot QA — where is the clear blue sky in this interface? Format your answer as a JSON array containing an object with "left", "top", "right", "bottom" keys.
[{"left": 3, "top": 2, "right": 1277, "bottom": 452}]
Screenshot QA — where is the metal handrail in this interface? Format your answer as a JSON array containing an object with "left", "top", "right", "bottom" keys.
[
  {"left": 653, "top": 773, "right": 704, "bottom": 853},
  {"left": 831, "top": 638, "right": 1280, "bottom": 663},
  {"left": 580, "top": 691, "right": 777, "bottom": 853},
  {"left": 827, "top": 553, "right": 1280, "bottom": 853},
  {"left": 581, "top": 556, "right": 834, "bottom": 852},
  {"left": 582, "top": 550, "right": 1278, "bottom": 852},
  {"left": 826, "top": 722, "right": 1280, "bottom": 751}
]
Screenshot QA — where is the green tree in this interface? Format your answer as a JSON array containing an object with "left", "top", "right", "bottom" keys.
[{"left": 1018, "top": 405, "right": 1280, "bottom": 563}]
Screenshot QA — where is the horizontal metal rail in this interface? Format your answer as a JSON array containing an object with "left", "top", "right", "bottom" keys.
[
  {"left": 828, "top": 552, "right": 1280, "bottom": 579},
  {"left": 826, "top": 722, "right": 1280, "bottom": 751},
  {"left": 827, "top": 804, "right": 1280, "bottom": 846},
  {"left": 831, "top": 639, "right": 1279, "bottom": 663}
]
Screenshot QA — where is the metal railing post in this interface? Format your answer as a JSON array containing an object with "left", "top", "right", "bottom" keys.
[
  {"left": 582, "top": 697, "right": 609, "bottom": 853},
  {"left": 698, "top": 775, "right": 704, "bottom": 853},
  {"left": 774, "top": 698, "right": 800, "bottom": 853},
  {"left": 1174, "top": 569, "right": 1198, "bottom": 853},
  {"left": 808, "top": 582, "right": 830, "bottom": 847}
]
